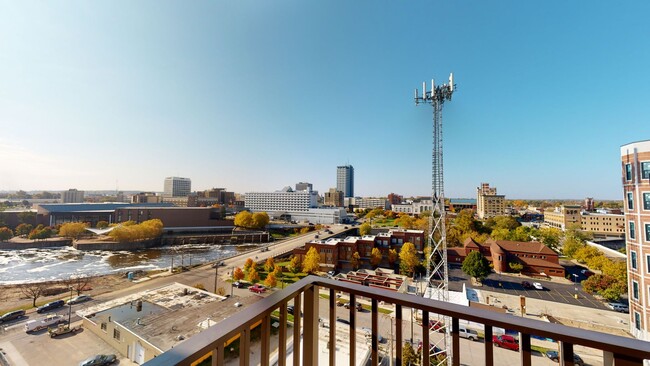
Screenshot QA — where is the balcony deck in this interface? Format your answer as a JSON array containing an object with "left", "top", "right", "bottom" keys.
[{"left": 143, "top": 276, "right": 650, "bottom": 366}]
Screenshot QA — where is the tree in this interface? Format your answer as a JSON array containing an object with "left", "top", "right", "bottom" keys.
[
  {"left": 28, "top": 226, "right": 53, "bottom": 240},
  {"left": 264, "top": 257, "right": 275, "bottom": 272},
  {"left": 508, "top": 262, "right": 524, "bottom": 273},
  {"left": 388, "top": 249, "right": 398, "bottom": 265},
  {"left": 582, "top": 274, "right": 624, "bottom": 301},
  {"left": 351, "top": 252, "right": 361, "bottom": 270},
  {"left": 18, "top": 211, "right": 36, "bottom": 224},
  {"left": 288, "top": 256, "right": 302, "bottom": 274},
  {"left": 359, "top": 222, "right": 372, "bottom": 236},
  {"left": 15, "top": 223, "right": 33, "bottom": 237},
  {"left": 96, "top": 221, "right": 109, "bottom": 229},
  {"left": 58, "top": 222, "right": 88, "bottom": 240},
  {"left": 244, "top": 258, "right": 255, "bottom": 272},
  {"left": 252, "top": 212, "right": 270, "bottom": 229},
  {"left": 20, "top": 282, "right": 46, "bottom": 307},
  {"left": 303, "top": 247, "right": 321, "bottom": 274},
  {"left": 402, "top": 342, "right": 418, "bottom": 366},
  {"left": 234, "top": 211, "right": 253, "bottom": 228},
  {"left": 233, "top": 267, "right": 245, "bottom": 281},
  {"left": 562, "top": 237, "right": 583, "bottom": 258},
  {"left": 0, "top": 227, "right": 13, "bottom": 241},
  {"left": 399, "top": 242, "right": 419, "bottom": 277},
  {"left": 248, "top": 267, "right": 260, "bottom": 283},
  {"left": 573, "top": 245, "right": 601, "bottom": 264},
  {"left": 264, "top": 272, "right": 278, "bottom": 288},
  {"left": 216, "top": 287, "right": 226, "bottom": 296},
  {"left": 395, "top": 215, "right": 416, "bottom": 229},
  {"left": 461, "top": 251, "right": 491, "bottom": 283},
  {"left": 64, "top": 275, "right": 92, "bottom": 296},
  {"left": 538, "top": 227, "right": 562, "bottom": 251},
  {"left": 300, "top": 227, "right": 311, "bottom": 234},
  {"left": 370, "top": 248, "right": 382, "bottom": 268}
]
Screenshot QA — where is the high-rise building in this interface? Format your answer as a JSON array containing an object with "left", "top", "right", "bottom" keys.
[
  {"left": 245, "top": 186, "right": 318, "bottom": 212},
  {"left": 61, "top": 189, "right": 85, "bottom": 203},
  {"left": 476, "top": 183, "right": 505, "bottom": 219},
  {"left": 622, "top": 140, "right": 650, "bottom": 341},
  {"left": 336, "top": 165, "right": 354, "bottom": 198},
  {"left": 163, "top": 177, "right": 191, "bottom": 197}
]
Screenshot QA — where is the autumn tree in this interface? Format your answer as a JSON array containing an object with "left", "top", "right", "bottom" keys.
[
  {"left": 28, "top": 226, "right": 53, "bottom": 240},
  {"left": 562, "top": 237, "right": 583, "bottom": 258},
  {"left": 264, "top": 272, "right": 278, "bottom": 288},
  {"left": 234, "top": 211, "right": 253, "bottom": 228},
  {"left": 399, "top": 242, "right": 419, "bottom": 277},
  {"left": 288, "top": 256, "right": 302, "bottom": 273},
  {"left": 248, "top": 267, "right": 260, "bottom": 283},
  {"left": 538, "top": 227, "right": 562, "bottom": 251},
  {"left": 388, "top": 249, "right": 398, "bottom": 265},
  {"left": 351, "top": 252, "right": 361, "bottom": 270},
  {"left": 252, "top": 212, "right": 270, "bottom": 229},
  {"left": 402, "top": 342, "right": 418, "bottom": 366},
  {"left": 359, "top": 222, "right": 372, "bottom": 236},
  {"left": 64, "top": 275, "right": 92, "bottom": 295},
  {"left": 15, "top": 223, "right": 33, "bottom": 237},
  {"left": 59, "top": 222, "right": 89, "bottom": 240},
  {"left": 461, "top": 251, "right": 491, "bottom": 283},
  {"left": 303, "top": 247, "right": 321, "bottom": 274},
  {"left": 96, "top": 221, "right": 109, "bottom": 229},
  {"left": 244, "top": 258, "right": 255, "bottom": 272},
  {"left": 20, "top": 282, "right": 46, "bottom": 307},
  {"left": 300, "top": 227, "right": 311, "bottom": 234},
  {"left": 395, "top": 215, "right": 416, "bottom": 229},
  {"left": 264, "top": 257, "right": 275, "bottom": 272},
  {"left": 0, "top": 227, "right": 13, "bottom": 241},
  {"left": 370, "top": 248, "right": 382, "bottom": 268},
  {"left": 108, "top": 219, "right": 163, "bottom": 242},
  {"left": 233, "top": 267, "right": 245, "bottom": 281}
]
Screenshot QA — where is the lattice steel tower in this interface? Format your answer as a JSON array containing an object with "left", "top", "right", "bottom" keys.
[{"left": 414, "top": 73, "right": 456, "bottom": 365}]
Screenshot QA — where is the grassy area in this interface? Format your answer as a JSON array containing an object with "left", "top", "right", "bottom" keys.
[
  {"left": 373, "top": 218, "right": 396, "bottom": 227},
  {"left": 319, "top": 293, "right": 392, "bottom": 314}
]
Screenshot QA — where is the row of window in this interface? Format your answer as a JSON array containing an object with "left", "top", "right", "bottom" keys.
[
  {"left": 627, "top": 250, "right": 650, "bottom": 273},
  {"left": 625, "top": 161, "right": 650, "bottom": 181},
  {"left": 628, "top": 221, "right": 650, "bottom": 241},
  {"left": 626, "top": 192, "right": 650, "bottom": 210}
]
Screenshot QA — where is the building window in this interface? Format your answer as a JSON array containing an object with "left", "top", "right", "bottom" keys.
[
  {"left": 626, "top": 163, "right": 633, "bottom": 181},
  {"left": 643, "top": 162, "right": 650, "bottom": 179},
  {"left": 631, "top": 251, "right": 638, "bottom": 270},
  {"left": 635, "top": 312, "right": 641, "bottom": 331},
  {"left": 100, "top": 323, "right": 107, "bottom": 332},
  {"left": 646, "top": 224, "right": 650, "bottom": 242},
  {"left": 647, "top": 255, "right": 650, "bottom": 274},
  {"left": 628, "top": 192, "right": 634, "bottom": 210},
  {"left": 113, "top": 328, "right": 121, "bottom": 340},
  {"left": 644, "top": 193, "right": 650, "bottom": 210},
  {"left": 630, "top": 221, "right": 636, "bottom": 239},
  {"left": 633, "top": 280, "right": 640, "bottom": 300}
]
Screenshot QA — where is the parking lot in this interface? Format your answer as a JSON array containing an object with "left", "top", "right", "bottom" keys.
[{"left": 448, "top": 265, "right": 611, "bottom": 311}]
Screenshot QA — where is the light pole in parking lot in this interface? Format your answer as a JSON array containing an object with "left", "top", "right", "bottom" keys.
[{"left": 572, "top": 274, "right": 579, "bottom": 296}]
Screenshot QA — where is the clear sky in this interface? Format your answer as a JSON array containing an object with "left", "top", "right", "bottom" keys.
[{"left": 1, "top": 1, "right": 649, "bottom": 200}]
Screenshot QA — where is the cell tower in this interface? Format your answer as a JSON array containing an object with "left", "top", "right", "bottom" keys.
[{"left": 414, "top": 73, "right": 456, "bottom": 365}]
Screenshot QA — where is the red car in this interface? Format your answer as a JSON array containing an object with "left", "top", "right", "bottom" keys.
[
  {"left": 493, "top": 335, "right": 519, "bottom": 351},
  {"left": 429, "top": 320, "right": 444, "bottom": 332},
  {"left": 249, "top": 284, "right": 266, "bottom": 293}
]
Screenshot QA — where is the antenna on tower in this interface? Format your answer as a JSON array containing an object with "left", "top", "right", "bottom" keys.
[{"left": 414, "top": 72, "right": 456, "bottom": 366}]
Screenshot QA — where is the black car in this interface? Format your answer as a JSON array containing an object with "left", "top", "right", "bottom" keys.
[
  {"left": 37, "top": 300, "right": 65, "bottom": 313},
  {"left": 287, "top": 305, "right": 295, "bottom": 315},
  {"left": 0, "top": 310, "right": 26, "bottom": 323},
  {"left": 78, "top": 354, "right": 117, "bottom": 366}
]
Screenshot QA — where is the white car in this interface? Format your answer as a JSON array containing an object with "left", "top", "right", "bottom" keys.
[{"left": 532, "top": 282, "right": 544, "bottom": 290}]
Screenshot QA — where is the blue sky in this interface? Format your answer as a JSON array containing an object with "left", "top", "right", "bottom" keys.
[{"left": 1, "top": 1, "right": 649, "bottom": 200}]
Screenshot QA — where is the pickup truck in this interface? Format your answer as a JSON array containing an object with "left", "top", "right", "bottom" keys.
[
  {"left": 25, "top": 314, "right": 65, "bottom": 333},
  {"left": 249, "top": 284, "right": 266, "bottom": 293},
  {"left": 48, "top": 323, "right": 82, "bottom": 338}
]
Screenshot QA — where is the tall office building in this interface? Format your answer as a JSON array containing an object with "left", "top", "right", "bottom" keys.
[
  {"left": 163, "top": 177, "right": 191, "bottom": 197},
  {"left": 61, "top": 189, "right": 85, "bottom": 203},
  {"left": 476, "top": 183, "right": 505, "bottom": 219},
  {"left": 622, "top": 140, "right": 650, "bottom": 341},
  {"left": 336, "top": 165, "right": 354, "bottom": 198}
]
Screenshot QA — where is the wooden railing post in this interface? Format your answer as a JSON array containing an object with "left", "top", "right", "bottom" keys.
[{"left": 303, "top": 284, "right": 319, "bottom": 366}]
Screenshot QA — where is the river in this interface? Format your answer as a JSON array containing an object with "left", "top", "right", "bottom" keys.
[{"left": 0, "top": 243, "right": 264, "bottom": 285}]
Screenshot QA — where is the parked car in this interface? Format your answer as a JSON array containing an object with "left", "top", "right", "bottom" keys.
[
  {"left": 0, "top": 310, "right": 26, "bottom": 323},
  {"left": 211, "top": 261, "right": 225, "bottom": 268},
  {"left": 361, "top": 327, "right": 384, "bottom": 342},
  {"left": 49, "top": 323, "right": 82, "bottom": 338},
  {"left": 260, "top": 247, "right": 269, "bottom": 252},
  {"left": 417, "top": 342, "right": 446, "bottom": 357},
  {"left": 233, "top": 281, "right": 245, "bottom": 288},
  {"left": 335, "top": 317, "right": 350, "bottom": 325},
  {"left": 67, "top": 295, "right": 91, "bottom": 305},
  {"left": 78, "top": 354, "right": 117, "bottom": 366},
  {"left": 327, "top": 270, "right": 336, "bottom": 276},
  {"left": 428, "top": 320, "right": 444, "bottom": 332},
  {"left": 521, "top": 281, "right": 532, "bottom": 289},
  {"left": 532, "top": 282, "right": 544, "bottom": 291},
  {"left": 545, "top": 350, "right": 585, "bottom": 366},
  {"left": 459, "top": 325, "right": 481, "bottom": 341},
  {"left": 249, "top": 284, "right": 266, "bottom": 293},
  {"left": 492, "top": 335, "right": 519, "bottom": 351},
  {"left": 37, "top": 300, "right": 65, "bottom": 313},
  {"left": 607, "top": 302, "right": 629, "bottom": 313}
]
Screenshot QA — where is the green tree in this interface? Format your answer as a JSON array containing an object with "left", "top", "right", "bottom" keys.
[
  {"left": 359, "top": 222, "right": 372, "bottom": 236},
  {"left": 351, "top": 251, "right": 361, "bottom": 270},
  {"left": 58, "top": 222, "right": 88, "bottom": 240},
  {"left": 233, "top": 267, "right": 245, "bottom": 281},
  {"left": 96, "top": 221, "right": 109, "bottom": 229},
  {"left": 17, "top": 211, "right": 36, "bottom": 224},
  {"left": 508, "top": 262, "right": 524, "bottom": 273},
  {"left": 538, "top": 227, "right": 562, "bottom": 251},
  {"left": 234, "top": 211, "right": 253, "bottom": 228},
  {"left": 370, "top": 247, "right": 382, "bottom": 268},
  {"left": 248, "top": 267, "right": 260, "bottom": 283},
  {"left": 395, "top": 215, "right": 416, "bottom": 229},
  {"left": 252, "top": 212, "right": 270, "bottom": 229},
  {"left": 461, "top": 251, "right": 491, "bottom": 282},
  {"left": 288, "top": 256, "right": 302, "bottom": 273},
  {"left": 303, "top": 247, "right": 321, "bottom": 274},
  {"left": 15, "top": 223, "right": 32, "bottom": 237},
  {"left": 573, "top": 245, "right": 601, "bottom": 264},
  {"left": 0, "top": 227, "right": 13, "bottom": 241},
  {"left": 399, "top": 242, "right": 419, "bottom": 277},
  {"left": 402, "top": 342, "right": 418, "bottom": 366},
  {"left": 562, "top": 236, "right": 583, "bottom": 257}
]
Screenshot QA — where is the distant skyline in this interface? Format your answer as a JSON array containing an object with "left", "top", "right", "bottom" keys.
[{"left": 2, "top": 2, "right": 650, "bottom": 200}]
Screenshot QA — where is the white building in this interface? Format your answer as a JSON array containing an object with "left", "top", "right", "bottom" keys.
[
  {"left": 285, "top": 208, "right": 348, "bottom": 224},
  {"left": 61, "top": 189, "right": 84, "bottom": 203},
  {"left": 245, "top": 186, "right": 319, "bottom": 212},
  {"left": 163, "top": 177, "right": 191, "bottom": 197},
  {"left": 391, "top": 199, "right": 432, "bottom": 215}
]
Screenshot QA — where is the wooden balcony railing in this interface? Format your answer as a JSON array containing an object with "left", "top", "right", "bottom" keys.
[{"left": 144, "top": 276, "right": 650, "bottom": 366}]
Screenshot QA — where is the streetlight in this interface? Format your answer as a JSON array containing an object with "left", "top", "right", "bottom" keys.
[{"left": 572, "top": 274, "right": 579, "bottom": 298}]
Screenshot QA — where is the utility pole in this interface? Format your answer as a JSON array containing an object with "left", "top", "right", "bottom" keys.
[
  {"left": 214, "top": 265, "right": 219, "bottom": 294},
  {"left": 414, "top": 73, "right": 456, "bottom": 365},
  {"left": 68, "top": 287, "right": 73, "bottom": 325}
]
